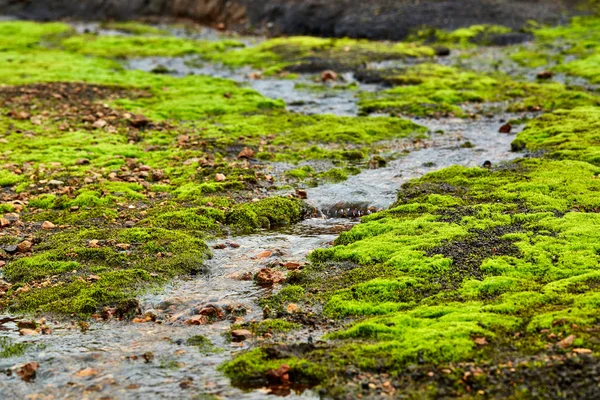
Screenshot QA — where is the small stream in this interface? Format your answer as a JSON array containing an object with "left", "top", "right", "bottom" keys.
[{"left": 0, "top": 23, "right": 531, "bottom": 399}]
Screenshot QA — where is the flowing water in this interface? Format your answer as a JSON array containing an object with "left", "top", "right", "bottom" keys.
[{"left": 0, "top": 24, "right": 530, "bottom": 399}]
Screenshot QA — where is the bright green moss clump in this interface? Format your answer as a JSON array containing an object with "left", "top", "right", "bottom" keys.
[
  {"left": 358, "top": 63, "right": 599, "bottom": 117},
  {"left": 512, "top": 106, "right": 600, "bottom": 165},
  {"left": 226, "top": 197, "right": 306, "bottom": 234},
  {"left": 0, "top": 21, "right": 71, "bottom": 51},
  {"left": 202, "top": 36, "right": 434, "bottom": 73}
]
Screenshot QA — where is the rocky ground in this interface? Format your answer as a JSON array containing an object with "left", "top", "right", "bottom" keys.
[
  {"left": 0, "top": 0, "right": 595, "bottom": 40},
  {"left": 0, "top": 6, "right": 599, "bottom": 400}
]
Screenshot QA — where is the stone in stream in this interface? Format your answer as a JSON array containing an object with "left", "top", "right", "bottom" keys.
[
  {"left": 14, "top": 362, "right": 39, "bottom": 382},
  {"left": 231, "top": 329, "right": 253, "bottom": 342},
  {"left": 499, "top": 122, "right": 512, "bottom": 134}
]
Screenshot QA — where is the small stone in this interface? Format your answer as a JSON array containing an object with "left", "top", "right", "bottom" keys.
[
  {"left": 75, "top": 368, "right": 99, "bottom": 377},
  {"left": 185, "top": 315, "right": 209, "bottom": 326},
  {"left": 321, "top": 70, "right": 338, "bottom": 82},
  {"left": 93, "top": 119, "right": 107, "bottom": 129},
  {"left": 17, "top": 321, "right": 37, "bottom": 330},
  {"left": 537, "top": 70, "right": 553, "bottom": 80},
  {"left": 227, "top": 242, "right": 241, "bottom": 249},
  {"left": 116, "top": 243, "right": 131, "bottom": 250},
  {"left": 130, "top": 114, "right": 150, "bottom": 128},
  {"left": 286, "top": 303, "right": 299, "bottom": 313},
  {"left": 47, "top": 179, "right": 65, "bottom": 187},
  {"left": 124, "top": 221, "right": 135, "bottom": 228},
  {"left": 0, "top": 261, "right": 5, "bottom": 268},
  {"left": 87, "top": 275, "right": 101, "bottom": 282},
  {"left": 498, "top": 123, "right": 512, "bottom": 134},
  {"left": 295, "top": 189, "right": 308, "bottom": 199},
  {"left": 0, "top": 217, "right": 10, "bottom": 227},
  {"left": 237, "top": 147, "right": 255, "bottom": 159},
  {"left": 75, "top": 158, "right": 90, "bottom": 165},
  {"left": 213, "top": 243, "right": 227, "bottom": 250},
  {"left": 88, "top": 239, "right": 101, "bottom": 248},
  {"left": 267, "top": 364, "right": 291, "bottom": 384},
  {"left": 283, "top": 262, "right": 303, "bottom": 270},
  {"left": 142, "top": 352, "right": 154, "bottom": 363},
  {"left": 17, "top": 240, "right": 32, "bottom": 253},
  {"left": 255, "top": 268, "right": 285, "bottom": 286},
  {"left": 215, "top": 173, "right": 226, "bottom": 182},
  {"left": 572, "top": 348, "right": 592, "bottom": 354},
  {"left": 231, "top": 329, "right": 253, "bottom": 342},
  {"left": 256, "top": 250, "right": 272, "bottom": 259},
  {"left": 473, "top": 337, "right": 488, "bottom": 346},
  {"left": 482, "top": 160, "right": 492, "bottom": 169},
  {"left": 15, "top": 361, "right": 39, "bottom": 382},
  {"left": 19, "top": 328, "right": 39, "bottom": 336},
  {"left": 557, "top": 334, "right": 576, "bottom": 349},
  {"left": 41, "top": 221, "right": 56, "bottom": 230}
]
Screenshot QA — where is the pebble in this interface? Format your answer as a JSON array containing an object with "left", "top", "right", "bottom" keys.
[
  {"left": 41, "top": 221, "right": 56, "bottom": 230},
  {"left": 231, "top": 329, "right": 253, "bottom": 342},
  {"left": 215, "top": 173, "right": 226, "bottom": 182},
  {"left": 15, "top": 361, "right": 39, "bottom": 382},
  {"left": 47, "top": 179, "right": 65, "bottom": 187},
  {"left": 17, "top": 240, "right": 33, "bottom": 253}
]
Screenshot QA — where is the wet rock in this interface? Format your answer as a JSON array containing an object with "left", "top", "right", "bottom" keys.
[
  {"left": 295, "top": 189, "right": 308, "bottom": 199},
  {"left": 482, "top": 160, "right": 492, "bottom": 169},
  {"left": 197, "top": 305, "right": 224, "bottom": 319},
  {"left": 434, "top": 46, "right": 451, "bottom": 56},
  {"left": 267, "top": 364, "right": 291, "bottom": 384},
  {"left": 256, "top": 250, "right": 273, "bottom": 259},
  {"left": 19, "top": 328, "right": 39, "bottom": 336},
  {"left": 115, "top": 299, "right": 141, "bottom": 320},
  {"left": 185, "top": 315, "right": 209, "bottom": 325},
  {"left": 537, "top": 70, "right": 553, "bottom": 80},
  {"left": 368, "top": 156, "right": 387, "bottom": 169},
  {"left": 142, "top": 352, "right": 154, "bottom": 363},
  {"left": 213, "top": 243, "right": 227, "bottom": 250},
  {"left": 231, "top": 329, "right": 253, "bottom": 342},
  {"left": 237, "top": 147, "right": 255, "bottom": 159},
  {"left": 227, "top": 241, "right": 241, "bottom": 248},
  {"left": 321, "top": 70, "right": 337, "bottom": 82},
  {"left": 254, "top": 268, "right": 285, "bottom": 286},
  {"left": 180, "top": 378, "right": 194, "bottom": 389},
  {"left": 17, "top": 320, "right": 37, "bottom": 330},
  {"left": 3, "top": 245, "right": 18, "bottom": 255},
  {"left": 283, "top": 262, "right": 303, "bottom": 270},
  {"left": 15, "top": 361, "right": 39, "bottom": 382},
  {"left": 150, "top": 64, "right": 170, "bottom": 74},
  {"left": 498, "top": 123, "right": 512, "bottom": 134},
  {"left": 215, "top": 173, "right": 226, "bottom": 182},
  {"left": 41, "top": 221, "right": 56, "bottom": 230},
  {"left": 75, "top": 367, "right": 99, "bottom": 378},
  {"left": 17, "top": 240, "right": 33, "bottom": 253}
]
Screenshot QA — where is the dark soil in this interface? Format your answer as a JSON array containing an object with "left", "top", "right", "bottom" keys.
[{"left": 1, "top": 0, "right": 591, "bottom": 41}]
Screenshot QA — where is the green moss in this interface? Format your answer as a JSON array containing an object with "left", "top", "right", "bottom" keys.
[
  {"left": 410, "top": 24, "right": 513, "bottom": 47},
  {"left": 512, "top": 107, "right": 600, "bottom": 165},
  {"left": 200, "top": 36, "right": 434, "bottom": 73},
  {"left": 226, "top": 197, "right": 306, "bottom": 234},
  {"left": 0, "top": 169, "right": 24, "bottom": 187},
  {"left": 358, "top": 63, "right": 599, "bottom": 117},
  {"left": 186, "top": 335, "right": 220, "bottom": 353},
  {"left": 99, "top": 21, "right": 169, "bottom": 36},
  {"left": 0, "top": 337, "right": 30, "bottom": 359},
  {"left": 62, "top": 35, "right": 243, "bottom": 58},
  {"left": 0, "top": 21, "right": 71, "bottom": 51}
]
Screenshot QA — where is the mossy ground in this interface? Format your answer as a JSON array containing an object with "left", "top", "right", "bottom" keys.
[{"left": 0, "top": 21, "right": 427, "bottom": 317}]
